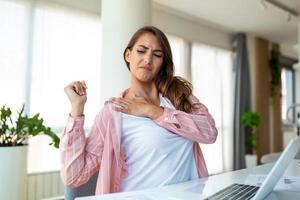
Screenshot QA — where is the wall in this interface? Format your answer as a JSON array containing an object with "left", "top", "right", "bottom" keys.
[
  {"left": 27, "top": 171, "right": 64, "bottom": 200},
  {"left": 44, "top": 0, "right": 232, "bottom": 50},
  {"left": 152, "top": 3, "right": 232, "bottom": 50}
]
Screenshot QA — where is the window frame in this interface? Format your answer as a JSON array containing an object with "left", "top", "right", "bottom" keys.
[{"left": 280, "top": 55, "right": 297, "bottom": 127}]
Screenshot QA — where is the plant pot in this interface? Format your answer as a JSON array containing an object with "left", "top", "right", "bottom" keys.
[
  {"left": 245, "top": 154, "right": 257, "bottom": 168},
  {"left": 0, "top": 145, "right": 28, "bottom": 200}
]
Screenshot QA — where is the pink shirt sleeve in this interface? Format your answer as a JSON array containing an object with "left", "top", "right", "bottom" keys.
[
  {"left": 153, "top": 94, "right": 218, "bottom": 144},
  {"left": 60, "top": 111, "right": 105, "bottom": 188}
]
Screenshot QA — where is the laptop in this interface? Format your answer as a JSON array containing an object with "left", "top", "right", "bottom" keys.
[{"left": 204, "top": 137, "right": 300, "bottom": 200}]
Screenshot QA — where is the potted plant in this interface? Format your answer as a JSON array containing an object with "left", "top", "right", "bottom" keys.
[
  {"left": 241, "top": 111, "right": 261, "bottom": 168},
  {"left": 0, "top": 104, "right": 60, "bottom": 200}
]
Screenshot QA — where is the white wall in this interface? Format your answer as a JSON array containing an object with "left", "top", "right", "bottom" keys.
[
  {"left": 45, "top": 0, "right": 232, "bottom": 51},
  {"left": 46, "top": 0, "right": 101, "bottom": 14},
  {"left": 152, "top": 3, "right": 232, "bottom": 50},
  {"left": 281, "top": 44, "right": 298, "bottom": 60}
]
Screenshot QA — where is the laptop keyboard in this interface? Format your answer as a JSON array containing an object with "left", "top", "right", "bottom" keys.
[{"left": 204, "top": 183, "right": 260, "bottom": 200}]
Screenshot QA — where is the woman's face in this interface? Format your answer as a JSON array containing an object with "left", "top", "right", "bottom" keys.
[{"left": 125, "top": 33, "right": 164, "bottom": 83}]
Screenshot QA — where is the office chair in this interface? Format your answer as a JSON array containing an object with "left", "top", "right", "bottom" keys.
[
  {"left": 261, "top": 150, "right": 300, "bottom": 164},
  {"left": 260, "top": 152, "right": 282, "bottom": 164},
  {"left": 64, "top": 172, "right": 98, "bottom": 200}
]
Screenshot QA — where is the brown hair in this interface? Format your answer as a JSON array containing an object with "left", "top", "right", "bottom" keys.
[{"left": 123, "top": 26, "right": 193, "bottom": 113}]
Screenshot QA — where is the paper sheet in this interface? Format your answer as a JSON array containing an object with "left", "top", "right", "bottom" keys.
[
  {"left": 245, "top": 174, "right": 300, "bottom": 192},
  {"left": 95, "top": 194, "right": 151, "bottom": 200},
  {"left": 96, "top": 193, "right": 180, "bottom": 200}
]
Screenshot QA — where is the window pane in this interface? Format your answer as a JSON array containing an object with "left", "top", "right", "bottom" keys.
[
  {"left": 30, "top": 4, "right": 102, "bottom": 129},
  {"left": 0, "top": 0, "right": 28, "bottom": 108},
  {"left": 27, "top": 3, "right": 102, "bottom": 173},
  {"left": 168, "top": 35, "right": 187, "bottom": 78},
  {"left": 191, "top": 43, "right": 234, "bottom": 174},
  {"left": 281, "top": 68, "right": 294, "bottom": 123}
]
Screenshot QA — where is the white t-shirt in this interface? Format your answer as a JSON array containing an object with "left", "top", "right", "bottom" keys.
[{"left": 120, "top": 95, "right": 198, "bottom": 192}]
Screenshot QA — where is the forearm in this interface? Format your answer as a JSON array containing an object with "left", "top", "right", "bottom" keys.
[
  {"left": 153, "top": 107, "right": 218, "bottom": 143},
  {"left": 70, "top": 104, "right": 85, "bottom": 117},
  {"left": 60, "top": 116, "right": 100, "bottom": 187}
]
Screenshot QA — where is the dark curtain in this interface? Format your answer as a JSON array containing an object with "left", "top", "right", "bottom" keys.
[{"left": 232, "top": 33, "right": 251, "bottom": 170}]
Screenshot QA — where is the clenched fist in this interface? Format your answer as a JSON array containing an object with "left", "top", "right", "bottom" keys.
[{"left": 64, "top": 81, "right": 87, "bottom": 117}]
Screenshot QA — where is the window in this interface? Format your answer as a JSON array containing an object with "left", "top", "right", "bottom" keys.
[
  {"left": 167, "top": 35, "right": 188, "bottom": 79},
  {"left": 191, "top": 43, "right": 234, "bottom": 174},
  {"left": 0, "top": 0, "right": 29, "bottom": 108},
  {"left": 0, "top": 0, "right": 102, "bottom": 173},
  {"left": 30, "top": 3, "right": 102, "bottom": 129},
  {"left": 281, "top": 67, "right": 294, "bottom": 123},
  {"left": 168, "top": 36, "right": 235, "bottom": 174}
]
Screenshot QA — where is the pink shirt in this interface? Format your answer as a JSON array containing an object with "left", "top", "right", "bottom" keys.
[{"left": 60, "top": 92, "right": 218, "bottom": 195}]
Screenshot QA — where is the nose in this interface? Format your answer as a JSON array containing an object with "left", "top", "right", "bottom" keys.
[{"left": 143, "top": 52, "right": 152, "bottom": 64}]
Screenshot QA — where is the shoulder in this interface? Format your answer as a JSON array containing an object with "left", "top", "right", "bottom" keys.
[
  {"left": 188, "top": 94, "right": 209, "bottom": 113},
  {"left": 101, "top": 88, "right": 128, "bottom": 114},
  {"left": 188, "top": 94, "right": 200, "bottom": 104},
  {"left": 91, "top": 100, "right": 114, "bottom": 124}
]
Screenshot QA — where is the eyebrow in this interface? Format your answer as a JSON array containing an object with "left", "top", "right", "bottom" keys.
[{"left": 137, "top": 45, "right": 163, "bottom": 53}]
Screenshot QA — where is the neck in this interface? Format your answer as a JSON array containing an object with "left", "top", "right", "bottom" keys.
[{"left": 126, "top": 78, "right": 159, "bottom": 103}]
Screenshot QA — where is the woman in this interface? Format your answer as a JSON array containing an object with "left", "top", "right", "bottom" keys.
[{"left": 61, "top": 26, "right": 218, "bottom": 195}]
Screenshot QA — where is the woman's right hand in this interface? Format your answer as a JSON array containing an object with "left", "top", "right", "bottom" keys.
[{"left": 64, "top": 81, "right": 87, "bottom": 117}]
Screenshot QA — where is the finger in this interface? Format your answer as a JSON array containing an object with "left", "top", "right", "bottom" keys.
[
  {"left": 111, "top": 98, "right": 129, "bottom": 109},
  {"left": 110, "top": 97, "right": 129, "bottom": 105},
  {"left": 64, "top": 81, "right": 77, "bottom": 91},
  {"left": 65, "top": 82, "right": 79, "bottom": 95},
  {"left": 111, "top": 104, "right": 128, "bottom": 113},
  {"left": 73, "top": 82, "right": 81, "bottom": 95},
  {"left": 79, "top": 82, "right": 87, "bottom": 95},
  {"left": 81, "top": 80, "right": 88, "bottom": 89},
  {"left": 74, "top": 82, "right": 86, "bottom": 96},
  {"left": 117, "top": 97, "right": 133, "bottom": 104},
  {"left": 110, "top": 97, "right": 133, "bottom": 105},
  {"left": 77, "top": 82, "right": 86, "bottom": 95}
]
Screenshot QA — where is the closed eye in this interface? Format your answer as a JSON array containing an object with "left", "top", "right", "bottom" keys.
[
  {"left": 137, "top": 50, "right": 146, "bottom": 54},
  {"left": 154, "top": 53, "right": 163, "bottom": 58},
  {"left": 136, "top": 48, "right": 163, "bottom": 58}
]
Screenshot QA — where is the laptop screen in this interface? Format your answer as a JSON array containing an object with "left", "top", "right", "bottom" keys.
[{"left": 253, "top": 137, "right": 300, "bottom": 200}]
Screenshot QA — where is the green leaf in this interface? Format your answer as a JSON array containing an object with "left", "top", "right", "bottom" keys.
[
  {"left": 241, "top": 112, "right": 261, "bottom": 128},
  {"left": 0, "top": 104, "right": 60, "bottom": 148}
]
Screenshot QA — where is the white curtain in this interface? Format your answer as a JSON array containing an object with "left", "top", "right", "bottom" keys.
[
  {"left": 29, "top": 2, "right": 102, "bottom": 173},
  {"left": 0, "top": 0, "right": 29, "bottom": 108},
  {"left": 0, "top": 0, "right": 102, "bottom": 173},
  {"left": 191, "top": 43, "right": 235, "bottom": 174},
  {"left": 168, "top": 35, "right": 187, "bottom": 78},
  {"left": 30, "top": 2, "right": 102, "bottom": 129}
]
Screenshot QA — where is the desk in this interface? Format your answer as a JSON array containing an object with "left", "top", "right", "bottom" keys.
[{"left": 76, "top": 160, "right": 300, "bottom": 200}]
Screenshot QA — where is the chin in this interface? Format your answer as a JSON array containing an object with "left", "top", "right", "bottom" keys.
[
  {"left": 137, "top": 76, "right": 153, "bottom": 83},
  {"left": 135, "top": 73, "right": 152, "bottom": 82},
  {"left": 138, "top": 78, "right": 152, "bottom": 83}
]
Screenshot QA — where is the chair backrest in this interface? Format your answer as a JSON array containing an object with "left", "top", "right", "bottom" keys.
[
  {"left": 64, "top": 172, "right": 98, "bottom": 200},
  {"left": 261, "top": 147, "right": 300, "bottom": 164},
  {"left": 260, "top": 152, "right": 282, "bottom": 164}
]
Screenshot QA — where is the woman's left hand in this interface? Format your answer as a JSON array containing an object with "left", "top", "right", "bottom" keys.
[{"left": 109, "top": 96, "right": 163, "bottom": 119}]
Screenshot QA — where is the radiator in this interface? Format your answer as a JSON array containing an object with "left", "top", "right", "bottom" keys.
[{"left": 27, "top": 171, "right": 64, "bottom": 200}]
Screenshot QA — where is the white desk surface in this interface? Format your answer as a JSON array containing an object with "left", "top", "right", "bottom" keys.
[{"left": 76, "top": 160, "right": 300, "bottom": 200}]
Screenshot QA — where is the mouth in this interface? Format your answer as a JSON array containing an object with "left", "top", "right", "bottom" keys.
[{"left": 139, "top": 66, "right": 151, "bottom": 71}]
